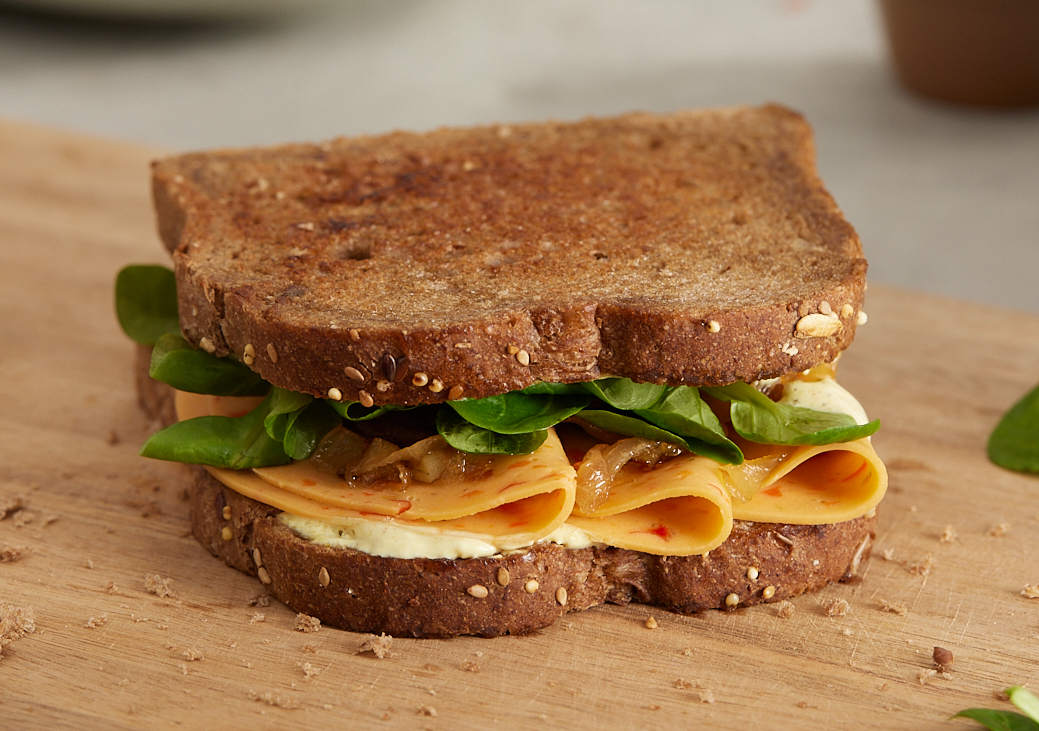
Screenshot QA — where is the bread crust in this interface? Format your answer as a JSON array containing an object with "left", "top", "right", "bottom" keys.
[
  {"left": 152, "top": 105, "right": 867, "bottom": 405},
  {"left": 137, "top": 349, "right": 876, "bottom": 637}
]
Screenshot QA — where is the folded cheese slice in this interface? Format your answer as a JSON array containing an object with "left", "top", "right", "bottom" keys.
[
  {"left": 567, "top": 455, "right": 733, "bottom": 556},
  {"left": 725, "top": 438, "right": 887, "bottom": 524},
  {"left": 174, "top": 391, "right": 576, "bottom": 550}
]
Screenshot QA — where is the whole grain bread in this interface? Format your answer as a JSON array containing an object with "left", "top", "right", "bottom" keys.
[
  {"left": 152, "top": 105, "right": 867, "bottom": 405},
  {"left": 138, "top": 348, "right": 875, "bottom": 638}
]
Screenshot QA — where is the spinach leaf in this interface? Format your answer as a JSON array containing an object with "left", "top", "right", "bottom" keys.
[
  {"left": 633, "top": 387, "right": 743, "bottom": 463},
  {"left": 704, "top": 382, "right": 879, "bottom": 445},
  {"left": 115, "top": 264, "right": 180, "bottom": 345},
  {"left": 952, "top": 709, "right": 1039, "bottom": 731},
  {"left": 327, "top": 401, "right": 415, "bottom": 421},
  {"left": 448, "top": 392, "right": 590, "bottom": 434},
  {"left": 581, "top": 377, "right": 667, "bottom": 410},
  {"left": 1009, "top": 687, "right": 1039, "bottom": 723},
  {"left": 576, "top": 410, "right": 738, "bottom": 464},
  {"left": 281, "top": 401, "right": 343, "bottom": 461},
  {"left": 521, "top": 382, "right": 587, "bottom": 396},
  {"left": 149, "top": 333, "right": 268, "bottom": 396},
  {"left": 263, "top": 388, "right": 314, "bottom": 442},
  {"left": 988, "top": 383, "right": 1039, "bottom": 474},
  {"left": 140, "top": 392, "right": 291, "bottom": 469},
  {"left": 436, "top": 408, "right": 547, "bottom": 454}
]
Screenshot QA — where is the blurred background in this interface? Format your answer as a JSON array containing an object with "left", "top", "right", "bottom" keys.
[{"left": 1, "top": 0, "right": 1037, "bottom": 312}]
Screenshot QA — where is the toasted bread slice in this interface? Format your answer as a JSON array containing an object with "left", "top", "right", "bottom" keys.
[
  {"left": 136, "top": 346, "right": 875, "bottom": 638},
  {"left": 152, "top": 105, "right": 866, "bottom": 405}
]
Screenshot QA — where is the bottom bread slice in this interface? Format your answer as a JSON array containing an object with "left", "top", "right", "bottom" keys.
[{"left": 136, "top": 345, "right": 876, "bottom": 637}]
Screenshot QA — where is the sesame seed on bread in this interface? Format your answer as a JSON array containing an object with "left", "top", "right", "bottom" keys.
[
  {"left": 152, "top": 104, "right": 866, "bottom": 405},
  {"left": 137, "top": 348, "right": 875, "bottom": 638}
]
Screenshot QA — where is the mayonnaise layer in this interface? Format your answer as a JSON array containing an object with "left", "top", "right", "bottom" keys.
[{"left": 278, "top": 513, "right": 596, "bottom": 560}]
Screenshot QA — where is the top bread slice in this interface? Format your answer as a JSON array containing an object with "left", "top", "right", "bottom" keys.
[{"left": 152, "top": 104, "right": 866, "bottom": 405}]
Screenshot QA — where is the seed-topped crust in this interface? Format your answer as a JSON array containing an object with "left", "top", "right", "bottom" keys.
[{"left": 153, "top": 104, "right": 866, "bottom": 404}]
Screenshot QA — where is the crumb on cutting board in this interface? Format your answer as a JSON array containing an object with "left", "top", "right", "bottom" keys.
[
  {"left": 294, "top": 613, "right": 321, "bottom": 633},
  {"left": 0, "top": 603, "right": 37, "bottom": 660},
  {"left": 356, "top": 633, "right": 393, "bottom": 658},
  {"left": 878, "top": 599, "right": 909, "bottom": 616},
  {"left": 823, "top": 598, "right": 850, "bottom": 617},
  {"left": 143, "top": 574, "right": 175, "bottom": 598}
]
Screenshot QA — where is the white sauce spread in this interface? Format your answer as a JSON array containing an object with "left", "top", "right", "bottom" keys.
[
  {"left": 278, "top": 513, "right": 595, "bottom": 560},
  {"left": 777, "top": 376, "right": 870, "bottom": 425}
]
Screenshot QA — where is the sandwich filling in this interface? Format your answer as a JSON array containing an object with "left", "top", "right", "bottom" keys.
[
  {"left": 117, "top": 265, "right": 886, "bottom": 561},
  {"left": 171, "top": 371, "right": 885, "bottom": 559}
]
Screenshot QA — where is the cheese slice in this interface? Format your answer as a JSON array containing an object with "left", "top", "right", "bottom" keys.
[
  {"left": 174, "top": 391, "right": 575, "bottom": 548},
  {"left": 567, "top": 455, "right": 733, "bottom": 555},
  {"left": 725, "top": 438, "right": 887, "bottom": 524}
]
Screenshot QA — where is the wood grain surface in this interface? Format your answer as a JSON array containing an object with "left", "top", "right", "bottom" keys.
[{"left": 1, "top": 120, "right": 1037, "bottom": 730}]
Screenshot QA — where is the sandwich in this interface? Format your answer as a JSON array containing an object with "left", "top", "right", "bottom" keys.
[{"left": 115, "top": 104, "right": 887, "bottom": 637}]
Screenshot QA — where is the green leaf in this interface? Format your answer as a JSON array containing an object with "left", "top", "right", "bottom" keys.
[
  {"left": 435, "top": 408, "right": 547, "bottom": 454},
  {"left": 988, "top": 384, "right": 1039, "bottom": 474},
  {"left": 115, "top": 264, "right": 180, "bottom": 345},
  {"left": 576, "top": 410, "right": 737, "bottom": 464},
  {"left": 140, "top": 392, "right": 290, "bottom": 469},
  {"left": 704, "top": 382, "right": 879, "bottom": 446},
  {"left": 327, "top": 401, "right": 414, "bottom": 421},
  {"left": 952, "top": 709, "right": 1039, "bottom": 731},
  {"left": 149, "top": 333, "right": 268, "bottom": 396},
  {"left": 448, "top": 392, "right": 590, "bottom": 434},
  {"left": 521, "top": 382, "right": 587, "bottom": 396},
  {"left": 263, "top": 388, "right": 314, "bottom": 442},
  {"left": 580, "top": 378, "right": 667, "bottom": 410},
  {"left": 281, "top": 401, "right": 343, "bottom": 461},
  {"left": 633, "top": 386, "right": 742, "bottom": 464},
  {"left": 1008, "top": 687, "right": 1039, "bottom": 723}
]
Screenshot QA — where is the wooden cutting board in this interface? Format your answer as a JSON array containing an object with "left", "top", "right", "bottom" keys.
[{"left": 1, "top": 120, "right": 1037, "bottom": 730}]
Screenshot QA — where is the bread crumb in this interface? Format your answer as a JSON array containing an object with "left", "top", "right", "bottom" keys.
[
  {"left": 0, "top": 545, "right": 27, "bottom": 563},
  {"left": 178, "top": 663, "right": 188, "bottom": 676},
  {"left": 460, "top": 659, "right": 480, "bottom": 672},
  {"left": 680, "top": 647, "right": 693, "bottom": 657},
  {"left": 13, "top": 511, "right": 34, "bottom": 528},
  {"left": 43, "top": 514, "right": 59, "bottom": 526},
  {"left": 907, "top": 554, "right": 935, "bottom": 577},
  {"left": 249, "top": 613, "right": 266, "bottom": 624},
  {"left": 143, "top": 574, "right": 174, "bottom": 598},
  {"left": 356, "top": 633, "right": 392, "bottom": 658},
  {"left": 301, "top": 644, "right": 317, "bottom": 654},
  {"left": 0, "top": 603, "right": 36, "bottom": 660},
  {"left": 85, "top": 614, "right": 108, "bottom": 628},
  {"left": 1021, "top": 584, "right": 1039, "bottom": 599},
  {"left": 104, "top": 581, "right": 118, "bottom": 594},
  {"left": 0, "top": 495, "right": 25, "bottom": 520},
  {"left": 939, "top": 525, "right": 957, "bottom": 543},
  {"left": 840, "top": 628, "right": 854, "bottom": 637},
  {"left": 646, "top": 704, "right": 661, "bottom": 711},
  {"left": 988, "top": 522, "right": 1010, "bottom": 537},
  {"left": 824, "top": 598, "right": 850, "bottom": 617},
  {"left": 418, "top": 705, "right": 437, "bottom": 717},
  {"left": 994, "top": 689, "right": 1011, "bottom": 702},
  {"left": 697, "top": 688, "right": 716, "bottom": 704},
  {"left": 298, "top": 661, "right": 320, "bottom": 680},
  {"left": 247, "top": 593, "right": 271, "bottom": 608},
  {"left": 247, "top": 690, "right": 299, "bottom": 710},
  {"left": 775, "top": 600, "right": 795, "bottom": 619},
  {"left": 932, "top": 646, "right": 954, "bottom": 671},
  {"left": 294, "top": 613, "right": 321, "bottom": 633},
  {"left": 916, "top": 668, "right": 938, "bottom": 685},
  {"left": 644, "top": 616, "right": 658, "bottom": 629},
  {"left": 182, "top": 648, "right": 204, "bottom": 662},
  {"left": 881, "top": 548, "right": 896, "bottom": 561},
  {"left": 673, "top": 678, "right": 693, "bottom": 690},
  {"left": 878, "top": 599, "right": 908, "bottom": 616}
]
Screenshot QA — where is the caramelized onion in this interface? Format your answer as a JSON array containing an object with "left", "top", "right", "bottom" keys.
[
  {"left": 575, "top": 438, "right": 683, "bottom": 513},
  {"left": 309, "top": 427, "right": 369, "bottom": 475}
]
